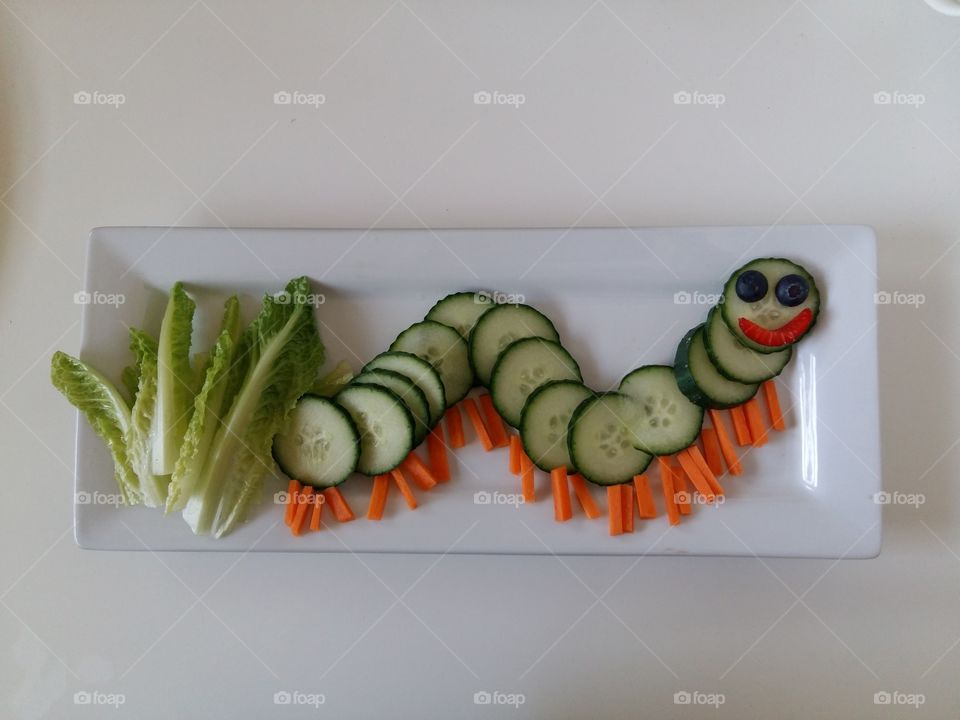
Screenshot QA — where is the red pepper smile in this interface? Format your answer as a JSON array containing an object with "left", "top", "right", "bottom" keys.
[{"left": 739, "top": 308, "right": 813, "bottom": 347}]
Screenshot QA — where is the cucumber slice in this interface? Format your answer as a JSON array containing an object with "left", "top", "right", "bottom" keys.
[
  {"left": 425, "top": 291, "right": 496, "bottom": 339},
  {"left": 618, "top": 365, "right": 704, "bottom": 455},
  {"left": 362, "top": 351, "right": 446, "bottom": 426},
  {"left": 520, "top": 380, "right": 593, "bottom": 472},
  {"left": 469, "top": 304, "right": 560, "bottom": 386},
  {"left": 720, "top": 257, "right": 821, "bottom": 353},
  {"left": 272, "top": 395, "right": 360, "bottom": 488},
  {"left": 335, "top": 384, "right": 414, "bottom": 475},
  {"left": 390, "top": 320, "right": 473, "bottom": 406},
  {"left": 674, "top": 325, "right": 759, "bottom": 409},
  {"left": 704, "top": 306, "right": 791, "bottom": 383},
  {"left": 567, "top": 392, "right": 653, "bottom": 486},
  {"left": 490, "top": 337, "right": 582, "bottom": 428},
  {"left": 351, "top": 369, "right": 431, "bottom": 445}
]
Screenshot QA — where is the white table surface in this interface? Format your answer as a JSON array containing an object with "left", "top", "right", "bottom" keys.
[{"left": 1, "top": 1, "right": 958, "bottom": 717}]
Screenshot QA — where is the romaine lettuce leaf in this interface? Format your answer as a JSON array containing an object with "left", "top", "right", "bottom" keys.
[
  {"left": 50, "top": 351, "right": 142, "bottom": 505},
  {"left": 125, "top": 329, "right": 171, "bottom": 508},
  {"left": 309, "top": 360, "right": 353, "bottom": 397}
]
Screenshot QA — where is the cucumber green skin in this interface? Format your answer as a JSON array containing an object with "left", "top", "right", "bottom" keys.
[
  {"left": 720, "top": 257, "right": 821, "bottom": 353},
  {"left": 390, "top": 320, "right": 474, "bottom": 406},
  {"left": 467, "top": 304, "right": 561, "bottom": 387},
  {"left": 703, "top": 306, "right": 792, "bottom": 383},
  {"left": 519, "top": 379, "right": 593, "bottom": 473},
  {"left": 351, "top": 369, "right": 431, "bottom": 445},
  {"left": 335, "top": 384, "right": 415, "bottom": 476},
  {"left": 424, "top": 291, "right": 496, "bottom": 339},
  {"left": 566, "top": 392, "right": 653, "bottom": 487},
  {"left": 489, "top": 337, "right": 583, "bottom": 428},
  {"left": 271, "top": 393, "right": 360, "bottom": 488},
  {"left": 362, "top": 351, "right": 447, "bottom": 427},
  {"left": 674, "top": 326, "right": 758, "bottom": 409},
  {"left": 618, "top": 365, "right": 703, "bottom": 455}
]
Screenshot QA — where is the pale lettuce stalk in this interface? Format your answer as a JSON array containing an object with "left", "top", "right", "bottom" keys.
[
  {"left": 150, "top": 282, "right": 196, "bottom": 476},
  {"left": 165, "top": 297, "right": 241, "bottom": 513},
  {"left": 182, "top": 277, "right": 324, "bottom": 537},
  {"left": 125, "top": 329, "right": 171, "bottom": 508},
  {"left": 50, "top": 351, "right": 142, "bottom": 505}
]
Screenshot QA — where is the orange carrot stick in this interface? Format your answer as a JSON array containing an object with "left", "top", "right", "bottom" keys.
[
  {"left": 676, "top": 449, "right": 715, "bottom": 502},
  {"left": 509, "top": 435, "right": 522, "bottom": 475},
  {"left": 700, "top": 428, "right": 724, "bottom": 477},
  {"left": 390, "top": 468, "right": 418, "bottom": 509},
  {"left": 284, "top": 479, "right": 301, "bottom": 526},
  {"left": 551, "top": 467, "right": 572, "bottom": 522},
  {"left": 621, "top": 484, "right": 634, "bottom": 533},
  {"left": 402, "top": 453, "right": 438, "bottom": 490},
  {"left": 744, "top": 397, "right": 768, "bottom": 447},
  {"left": 658, "top": 457, "right": 681, "bottom": 525},
  {"left": 426, "top": 426, "right": 450, "bottom": 481},
  {"left": 478, "top": 393, "right": 510, "bottom": 448},
  {"left": 324, "top": 487, "right": 355, "bottom": 522},
  {"left": 309, "top": 491, "right": 323, "bottom": 530},
  {"left": 729, "top": 406, "right": 751, "bottom": 446},
  {"left": 445, "top": 405, "right": 465, "bottom": 448},
  {"left": 366, "top": 474, "right": 390, "bottom": 521},
  {"left": 708, "top": 409, "right": 743, "bottom": 475},
  {"left": 462, "top": 398, "right": 494, "bottom": 451},
  {"left": 763, "top": 380, "right": 785, "bottom": 431},
  {"left": 291, "top": 486, "right": 314, "bottom": 536},
  {"left": 607, "top": 486, "right": 624, "bottom": 536},
  {"left": 673, "top": 463, "right": 692, "bottom": 515},
  {"left": 520, "top": 451, "right": 536, "bottom": 503},
  {"left": 633, "top": 474, "right": 657, "bottom": 518},
  {"left": 569, "top": 473, "right": 601, "bottom": 519},
  {"left": 687, "top": 445, "right": 724, "bottom": 497}
]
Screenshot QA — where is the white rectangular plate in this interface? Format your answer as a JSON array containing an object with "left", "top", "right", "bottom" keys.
[{"left": 75, "top": 226, "right": 881, "bottom": 557}]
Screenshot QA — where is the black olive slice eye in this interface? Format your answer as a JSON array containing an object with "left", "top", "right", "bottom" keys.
[
  {"left": 775, "top": 274, "right": 809, "bottom": 307},
  {"left": 735, "top": 270, "right": 768, "bottom": 303}
]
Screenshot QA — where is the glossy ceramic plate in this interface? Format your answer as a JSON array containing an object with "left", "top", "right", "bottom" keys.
[{"left": 74, "top": 226, "right": 881, "bottom": 556}]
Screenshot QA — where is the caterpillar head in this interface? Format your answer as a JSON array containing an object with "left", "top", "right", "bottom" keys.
[{"left": 720, "top": 258, "right": 820, "bottom": 353}]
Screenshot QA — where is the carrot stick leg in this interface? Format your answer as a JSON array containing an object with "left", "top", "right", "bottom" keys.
[
  {"left": 445, "top": 405, "right": 465, "bottom": 448},
  {"left": 509, "top": 435, "right": 522, "bottom": 475},
  {"left": 700, "top": 428, "right": 724, "bottom": 477},
  {"left": 291, "top": 486, "right": 314, "bottom": 536},
  {"left": 621, "top": 484, "right": 634, "bottom": 533},
  {"left": 569, "top": 474, "right": 601, "bottom": 519},
  {"left": 743, "top": 398, "right": 768, "bottom": 447},
  {"left": 729, "top": 406, "right": 751, "bottom": 446},
  {"left": 390, "top": 468, "right": 418, "bottom": 509},
  {"left": 284, "top": 479, "right": 301, "bottom": 526},
  {"left": 708, "top": 409, "right": 743, "bottom": 475},
  {"left": 607, "top": 486, "right": 624, "bottom": 536},
  {"left": 310, "top": 492, "right": 323, "bottom": 530},
  {"left": 551, "top": 467, "right": 572, "bottom": 522},
  {"left": 676, "top": 449, "right": 716, "bottom": 502},
  {"left": 366, "top": 474, "right": 390, "bottom": 521},
  {"left": 478, "top": 393, "right": 510, "bottom": 448},
  {"left": 402, "top": 453, "right": 438, "bottom": 490},
  {"left": 687, "top": 445, "right": 724, "bottom": 497},
  {"left": 763, "top": 380, "right": 786, "bottom": 431},
  {"left": 426, "top": 426, "right": 451, "bottom": 482},
  {"left": 520, "top": 451, "right": 535, "bottom": 503},
  {"left": 462, "top": 398, "right": 494, "bottom": 451},
  {"left": 324, "top": 487, "right": 355, "bottom": 522},
  {"left": 633, "top": 474, "right": 657, "bottom": 518},
  {"left": 673, "top": 463, "right": 692, "bottom": 515},
  {"left": 658, "top": 457, "right": 681, "bottom": 525}
]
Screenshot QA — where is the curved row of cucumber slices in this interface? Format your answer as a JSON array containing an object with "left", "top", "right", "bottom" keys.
[{"left": 273, "top": 259, "right": 819, "bottom": 491}]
